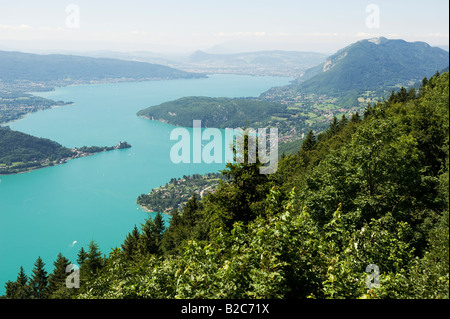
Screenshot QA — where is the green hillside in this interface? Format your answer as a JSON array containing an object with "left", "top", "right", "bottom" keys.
[
  {"left": 0, "top": 50, "right": 205, "bottom": 82},
  {"left": 137, "top": 96, "right": 324, "bottom": 146},
  {"left": 299, "top": 37, "right": 449, "bottom": 93},
  {"left": 137, "top": 96, "right": 286, "bottom": 128},
  {"left": 261, "top": 38, "right": 449, "bottom": 109},
  {"left": 0, "top": 126, "right": 73, "bottom": 174},
  {"left": 0, "top": 126, "right": 129, "bottom": 175}
]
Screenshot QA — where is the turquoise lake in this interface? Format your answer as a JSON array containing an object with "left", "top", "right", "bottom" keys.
[{"left": 0, "top": 74, "right": 292, "bottom": 294}]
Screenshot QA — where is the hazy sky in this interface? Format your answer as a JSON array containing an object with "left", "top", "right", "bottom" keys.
[{"left": 0, "top": 0, "right": 448, "bottom": 54}]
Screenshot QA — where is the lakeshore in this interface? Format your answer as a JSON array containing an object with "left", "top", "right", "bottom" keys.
[
  {"left": 0, "top": 74, "right": 293, "bottom": 295},
  {"left": 0, "top": 141, "right": 131, "bottom": 176}
]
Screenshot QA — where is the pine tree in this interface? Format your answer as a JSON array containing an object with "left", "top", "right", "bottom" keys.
[
  {"left": 328, "top": 116, "right": 339, "bottom": 137},
  {"left": 397, "top": 87, "right": 408, "bottom": 103},
  {"left": 77, "top": 247, "right": 88, "bottom": 266},
  {"left": 4, "top": 266, "right": 32, "bottom": 299},
  {"left": 387, "top": 89, "right": 397, "bottom": 103},
  {"left": 150, "top": 212, "right": 166, "bottom": 253},
  {"left": 47, "top": 253, "right": 71, "bottom": 297},
  {"left": 122, "top": 225, "right": 140, "bottom": 260},
  {"left": 407, "top": 87, "right": 416, "bottom": 100},
  {"left": 153, "top": 212, "right": 165, "bottom": 238},
  {"left": 297, "top": 129, "right": 318, "bottom": 168},
  {"left": 140, "top": 219, "right": 156, "bottom": 256},
  {"left": 74, "top": 246, "right": 89, "bottom": 291},
  {"left": 16, "top": 266, "right": 28, "bottom": 287},
  {"left": 300, "top": 130, "right": 317, "bottom": 152},
  {"left": 214, "top": 131, "right": 271, "bottom": 227},
  {"left": 139, "top": 212, "right": 166, "bottom": 256},
  {"left": 350, "top": 112, "right": 360, "bottom": 123},
  {"left": 29, "top": 256, "right": 48, "bottom": 299},
  {"left": 364, "top": 102, "right": 374, "bottom": 118},
  {"left": 161, "top": 209, "right": 183, "bottom": 255},
  {"left": 338, "top": 114, "right": 348, "bottom": 131},
  {"left": 85, "top": 240, "right": 103, "bottom": 274},
  {"left": 182, "top": 194, "right": 201, "bottom": 228}
]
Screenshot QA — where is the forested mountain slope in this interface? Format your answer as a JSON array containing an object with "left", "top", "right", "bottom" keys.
[
  {"left": 0, "top": 50, "right": 205, "bottom": 82},
  {"left": 297, "top": 37, "right": 448, "bottom": 93},
  {"left": 261, "top": 38, "right": 449, "bottom": 108}
]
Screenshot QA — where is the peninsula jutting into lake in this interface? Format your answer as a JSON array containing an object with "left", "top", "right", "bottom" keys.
[{"left": 0, "top": 125, "right": 131, "bottom": 175}]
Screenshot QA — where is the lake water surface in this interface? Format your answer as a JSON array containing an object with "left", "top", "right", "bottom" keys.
[{"left": 0, "top": 74, "right": 292, "bottom": 294}]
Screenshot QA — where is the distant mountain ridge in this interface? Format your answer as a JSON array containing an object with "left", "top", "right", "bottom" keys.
[
  {"left": 296, "top": 37, "right": 449, "bottom": 93},
  {"left": 188, "top": 50, "right": 326, "bottom": 64},
  {"left": 0, "top": 50, "right": 205, "bottom": 83},
  {"left": 183, "top": 50, "right": 327, "bottom": 77},
  {"left": 5, "top": 49, "right": 327, "bottom": 78}
]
